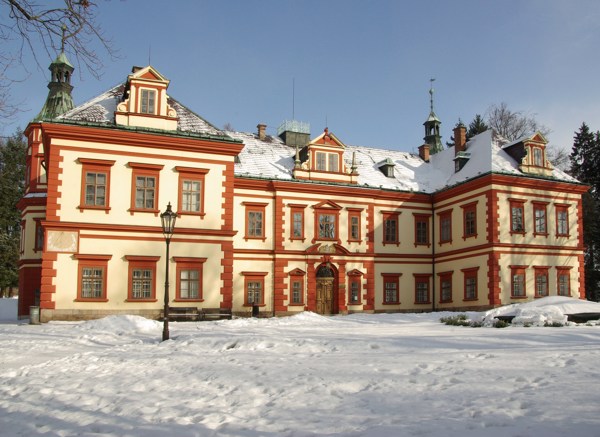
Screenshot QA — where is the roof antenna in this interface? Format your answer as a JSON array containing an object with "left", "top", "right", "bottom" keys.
[
  {"left": 292, "top": 77, "right": 295, "bottom": 120},
  {"left": 148, "top": 44, "right": 151, "bottom": 66}
]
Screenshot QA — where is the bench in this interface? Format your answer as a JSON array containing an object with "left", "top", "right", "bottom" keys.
[{"left": 167, "top": 307, "right": 233, "bottom": 322}]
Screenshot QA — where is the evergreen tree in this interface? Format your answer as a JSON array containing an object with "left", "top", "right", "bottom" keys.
[
  {"left": 569, "top": 122, "right": 600, "bottom": 301},
  {"left": 0, "top": 130, "right": 26, "bottom": 294},
  {"left": 466, "top": 114, "right": 488, "bottom": 140}
]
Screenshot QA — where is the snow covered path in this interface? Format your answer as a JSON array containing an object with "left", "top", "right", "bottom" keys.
[{"left": 0, "top": 310, "right": 599, "bottom": 437}]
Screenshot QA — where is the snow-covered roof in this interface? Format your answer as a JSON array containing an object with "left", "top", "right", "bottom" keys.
[
  {"left": 229, "top": 129, "right": 580, "bottom": 193},
  {"left": 55, "top": 82, "right": 580, "bottom": 193},
  {"left": 57, "top": 84, "right": 224, "bottom": 137}
]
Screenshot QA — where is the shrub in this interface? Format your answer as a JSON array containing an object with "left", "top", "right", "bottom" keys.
[
  {"left": 544, "top": 321, "right": 564, "bottom": 327},
  {"left": 493, "top": 319, "right": 510, "bottom": 328},
  {"left": 440, "top": 314, "right": 472, "bottom": 327}
]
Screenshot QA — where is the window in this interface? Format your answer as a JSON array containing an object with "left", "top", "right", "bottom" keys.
[
  {"left": 509, "top": 199, "right": 526, "bottom": 234},
  {"left": 462, "top": 267, "right": 479, "bottom": 301},
  {"left": 314, "top": 151, "right": 340, "bottom": 172},
  {"left": 174, "top": 257, "right": 206, "bottom": 301},
  {"left": 289, "top": 205, "right": 306, "bottom": 240},
  {"left": 319, "top": 213, "right": 336, "bottom": 239},
  {"left": 382, "top": 273, "right": 401, "bottom": 304},
  {"left": 288, "top": 269, "right": 305, "bottom": 305},
  {"left": 129, "top": 163, "right": 163, "bottom": 214},
  {"left": 126, "top": 256, "right": 160, "bottom": 301},
  {"left": 557, "top": 268, "right": 571, "bottom": 296},
  {"left": 438, "top": 210, "right": 452, "bottom": 244},
  {"left": 242, "top": 272, "right": 268, "bottom": 306},
  {"left": 75, "top": 254, "right": 112, "bottom": 302},
  {"left": 534, "top": 267, "right": 549, "bottom": 297},
  {"left": 438, "top": 271, "right": 453, "bottom": 303},
  {"left": 34, "top": 218, "right": 44, "bottom": 252},
  {"left": 243, "top": 202, "right": 267, "bottom": 241},
  {"left": 382, "top": 212, "right": 400, "bottom": 245},
  {"left": 414, "top": 214, "right": 431, "bottom": 246},
  {"left": 347, "top": 209, "right": 362, "bottom": 242},
  {"left": 79, "top": 158, "right": 115, "bottom": 212},
  {"left": 510, "top": 265, "right": 527, "bottom": 298},
  {"left": 533, "top": 202, "right": 548, "bottom": 236},
  {"left": 414, "top": 274, "right": 431, "bottom": 304},
  {"left": 348, "top": 270, "right": 363, "bottom": 305},
  {"left": 555, "top": 204, "right": 570, "bottom": 237},
  {"left": 176, "top": 167, "right": 209, "bottom": 216},
  {"left": 312, "top": 201, "right": 341, "bottom": 243},
  {"left": 461, "top": 202, "right": 477, "bottom": 239},
  {"left": 140, "top": 89, "right": 156, "bottom": 114},
  {"left": 532, "top": 147, "right": 543, "bottom": 167}
]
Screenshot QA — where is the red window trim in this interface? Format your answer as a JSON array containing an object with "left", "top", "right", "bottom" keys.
[
  {"left": 288, "top": 268, "right": 306, "bottom": 306},
  {"left": 533, "top": 266, "right": 550, "bottom": 298},
  {"left": 347, "top": 269, "right": 363, "bottom": 305},
  {"left": 554, "top": 203, "right": 570, "bottom": 237},
  {"left": 532, "top": 201, "right": 549, "bottom": 237},
  {"left": 382, "top": 210, "right": 401, "bottom": 246},
  {"left": 556, "top": 267, "right": 572, "bottom": 297},
  {"left": 78, "top": 158, "right": 116, "bottom": 213},
  {"left": 243, "top": 201, "right": 268, "bottom": 242},
  {"left": 437, "top": 271, "right": 453, "bottom": 303},
  {"left": 509, "top": 265, "right": 528, "bottom": 299},
  {"left": 460, "top": 201, "right": 478, "bottom": 240},
  {"left": 413, "top": 213, "right": 432, "bottom": 247},
  {"left": 241, "top": 271, "right": 268, "bottom": 307},
  {"left": 381, "top": 273, "right": 402, "bottom": 305},
  {"left": 413, "top": 273, "right": 432, "bottom": 304},
  {"left": 311, "top": 149, "right": 343, "bottom": 173},
  {"left": 74, "top": 254, "right": 112, "bottom": 302},
  {"left": 461, "top": 267, "right": 479, "bottom": 301},
  {"left": 175, "top": 166, "right": 209, "bottom": 218},
  {"left": 173, "top": 256, "right": 207, "bottom": 302},
  {"left": 347, "top": 209, "right": 362, "bottom": 243},
  {"left": 289, "top": 204, "right": 307, "bottom": 242},
  {"left": 312, "top": 202, "right": 342, "bottom": 244},
  {"left": 508, "top": 198, "right": 526, "bottom": 235},
  {"left": 437, "top": 209, "right": 452, "bottom": 245},
  {"left": 125, "top": 255, "right": 160, "bottom": 302},
  {"left": 128, "top": 162, "right": 164, "bottom": 216}
]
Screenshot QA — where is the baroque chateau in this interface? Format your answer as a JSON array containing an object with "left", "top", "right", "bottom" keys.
[{"left": 17, "top": 53, "right": 588, "bottom": 322}]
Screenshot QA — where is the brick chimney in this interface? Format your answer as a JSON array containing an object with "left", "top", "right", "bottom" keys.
[
  {"left": 418, "top": 143, "right": 430, "bottom": 162},
  {"left": 257, "top": 123, "right": 267, "bottom": 140},
  {"left": 454, "top": 124, "right": 467, "bottom": 155}
]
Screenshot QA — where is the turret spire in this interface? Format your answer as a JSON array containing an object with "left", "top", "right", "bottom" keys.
[
  {"left": 34, "top": 43, "right": 75, "bottom": 121},
  {"left": 423, "top": 78, "right": 443, "bottom": 154}
]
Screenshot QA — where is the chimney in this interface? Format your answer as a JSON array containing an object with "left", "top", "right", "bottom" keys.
[
  {"left": 257, "top": 123, "right": 267, "bottom": 140},
  {"left": 418, "top": 143, "right": 430, "bottom": 162},
  {"left": 454, "top": 123, "right": 467, "bottom": 155}
]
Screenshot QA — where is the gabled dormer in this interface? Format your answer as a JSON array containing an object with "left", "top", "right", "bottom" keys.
[
  {"left": 115, "top": 66, "right": 178, "bottom": 131},
  {"left": 293, "top": 128, "right": 358, "bottom": 184},
  {"left": 503, "top": 132, "right": 553, "bottom": 177}
]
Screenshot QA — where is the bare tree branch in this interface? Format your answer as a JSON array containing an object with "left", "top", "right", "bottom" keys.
[{"left": 485, "top": 102, "right": 551, "bottom": 142}]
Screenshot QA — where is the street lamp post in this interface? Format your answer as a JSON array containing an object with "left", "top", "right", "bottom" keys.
[{"left": 160, "top": 202, "right": 177, "bottom": 341}]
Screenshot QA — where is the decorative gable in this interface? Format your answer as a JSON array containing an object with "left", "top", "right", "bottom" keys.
[
  {"left": 292, "top": 128, "right": 358, "bottom": 184},
  {"left": 115, "top": 66, "right": 178, "bottom": 131},
  {"left": 503, "top": 132, "right": 553, "bottom": 177}
]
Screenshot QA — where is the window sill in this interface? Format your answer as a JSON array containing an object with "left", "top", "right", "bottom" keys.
[
  {"left": 174, "top": 298, "right": 204, "bottom": 302},
  {"left": 438, "top": 240, "right": 452, "bottom": 246},
  {"left": 414, "top": 301, "right": 431, "bottom": 305},
  {"left": 555, "top": 234, "right": 570, "bottom": 238},
  {"left": 414, "top": 243, "right": 431, "bottom": 248},
  {"left": 462, "top": 234, "right": 478, "bottom": 240},
  {"left": 534, "top": 295, "right": 548, "bottom": 299},
  {"left": 382, "top": 241, "right": 400, "bottom": 247},
  {"left": 78, "top": 205, "right": 111, "bottom": 214},
  {"left": 510, "top": 296, "right": 528, "bottom": 300},
  {"left": 74, "top": 298, "right": 109, "bottom": 302},
  {"left": 129, "top": 208, "right": 160, "bottom": 216},
  {"left": 533, "top": 232, "right": 549, "bottom": 237},
  {"left": 510, "top": 231, "right": 526, "bottom": 235},
  {"left": 177, "top": 211, "right": 206, "bottom": 218},
  {"left": 463, "top": 298, "right": 478, "bottom": 302},
  {"left": 288, "top": 303, "right": 305, "bottom": 306},
  {"left": 125, "top": 299, "right": 158, "bottom": 303},
  {"left": 348, "top": 301, "right": 362, "bottom": 306},
  {"left": 439, "top": 300, "right": 453, "bottom": 304},
  {"left": 381, "top": 301, "right": 400, "bottom": 305},
  {"left": 243, "top": 303, "right": 266, "bottom": 307},
  {"left": 289, "top": 237, "right": 306, "bottom": 242},
  {"left": 244, "top": 236, "right": 267, "bottom": 242}
]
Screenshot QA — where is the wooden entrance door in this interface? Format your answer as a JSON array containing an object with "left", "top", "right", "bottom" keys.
[{"left": 316, "top": 278, "right": 334, "bottom": 315}]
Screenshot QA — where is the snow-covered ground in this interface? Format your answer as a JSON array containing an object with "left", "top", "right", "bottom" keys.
[{"left": 1, "top": 297, "right": 599, "bottom": 437}]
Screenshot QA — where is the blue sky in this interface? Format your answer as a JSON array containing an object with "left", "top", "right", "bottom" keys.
[{"left": 3, "top": 0, "right": 600, "bottom": 154}]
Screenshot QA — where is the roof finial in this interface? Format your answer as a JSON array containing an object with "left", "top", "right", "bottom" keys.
[
  {"left": 429, "top": 78, "right": 436, "bottom": 113},
  {"left": 61, "top": 24, "right": 67, "bottom": 52}
]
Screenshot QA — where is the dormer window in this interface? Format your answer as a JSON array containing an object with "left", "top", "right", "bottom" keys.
[
  {"left": 140, "top": 89, "right": 156, "bottom": 114},
  {"left": 315, "top": 151, "right": 340, "bottom": 172},
  {"left": 532, "top": 147, "right": 543, "bottom": 167},
  {"left": 378, "top": 158, "right": 396, "bottom": 178}
]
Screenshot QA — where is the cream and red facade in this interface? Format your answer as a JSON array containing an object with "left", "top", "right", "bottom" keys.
[{"left": 17, "top": 66, "right": 588, "bottom": 321}]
